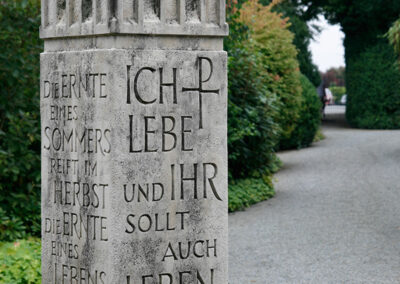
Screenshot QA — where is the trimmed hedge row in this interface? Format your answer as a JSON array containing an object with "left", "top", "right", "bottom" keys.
[
  {"left": 346, "top": 42, "right": 400, "bottom": 129},
  {"left": 280, "top": 74, "right": 322, "bottom": 150}
]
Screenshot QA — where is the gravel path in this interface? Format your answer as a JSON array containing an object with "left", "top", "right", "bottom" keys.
[{"left": 229, "top": 107, "right": 400, "bottom": 283}]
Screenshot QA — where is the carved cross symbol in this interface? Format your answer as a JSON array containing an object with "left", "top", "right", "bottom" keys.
[{"left": 182, "top": 57, "right": 220, "bottom": 129}]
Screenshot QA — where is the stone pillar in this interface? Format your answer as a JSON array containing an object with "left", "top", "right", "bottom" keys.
[{"left": 40, "top": 0, "right": 228, "bottom": 283}]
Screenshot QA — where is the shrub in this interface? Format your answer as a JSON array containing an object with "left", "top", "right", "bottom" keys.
[
  {"left": 0, "top": 208, "right": 26, "bottom": 242},
  {"left": 280, "top": 74, "right": 321, "bottom": 149},
  {"left": 228, "top": 178, "right": 275, "bottom": 212},
  {"left": 239, "top": 0, "right": 302, "bottom": 148},
  {"left": 330, "top": 86, "right": 346, "bottom": 104},
  {"left": 0, "top": 238, "right": 41, "bottom": 283},
  {"left": 226, "top": 1, "right": 281, "bottom": 179},
  {"left": 0, "top": 0, "right": 42, "bottom": 241},
  {"left": 346, "top": 42, "right": 400, "bottom": 129},
  {"left": 260, "top": 0, "right": 322, "bottom": 87}
]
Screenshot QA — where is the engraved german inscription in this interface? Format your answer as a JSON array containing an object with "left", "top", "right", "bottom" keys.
[{"left": 41, "top": 48, "right": 227, "bottom": 283}]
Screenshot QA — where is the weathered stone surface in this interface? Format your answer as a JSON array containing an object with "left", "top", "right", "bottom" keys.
[
  {"left": 40, "top": 0, "right": 228, "bottom": 38},
  {"left": 40, "top": 1, "right": 228, "bottom": 283}
]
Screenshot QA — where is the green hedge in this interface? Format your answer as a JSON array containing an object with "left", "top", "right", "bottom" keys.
[
  {"left": 238, "top": 0, "right": 302, "bottom": 149},
  {"left": 280, "top": 74, "right": 321, "bottom": 149},
  {"left": 0, "top": 238, "right": 41, "bottom": 283},
  {"left": 226, "top": 0, "right": 306, "bottom": 179},
  {"left": 346, "top": 42, "right": 400, "bottom": 129},
  {"left": 0, "top": 0, "right": 42, "bottom": 241},
  {"left": 226, "top": 20, "right": 281, "bottom": 179}
]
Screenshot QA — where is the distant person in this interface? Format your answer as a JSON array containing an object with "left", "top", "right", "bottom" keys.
[
  {"left": 317, "top": 81, "right": 327, "bottom": 117},
  {"left": 325, "top": 88, "right": 333, "bottom": 105}
]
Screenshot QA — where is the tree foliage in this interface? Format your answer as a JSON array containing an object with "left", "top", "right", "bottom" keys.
[
  {"left": 261, "top": 0, "right": 321, "bottom": 86},
  {"left": 322, "top": 67, "right": 345, "bottom": 87},
  {"left": 317, "top": 0, "right": 400, "bottom": 63}
]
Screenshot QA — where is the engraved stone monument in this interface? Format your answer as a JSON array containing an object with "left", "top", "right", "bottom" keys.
[{"left": 40, "top": 0, "right": 228, "bottom": 283}]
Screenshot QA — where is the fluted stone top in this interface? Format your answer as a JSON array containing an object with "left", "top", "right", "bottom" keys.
[{"left": 40, "top": 0, "right": 228, "bottom": 38}]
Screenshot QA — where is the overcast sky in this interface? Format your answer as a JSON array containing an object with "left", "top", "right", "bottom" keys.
[{"left": 309, "top": 16, "right": 345, "bottom": 72}]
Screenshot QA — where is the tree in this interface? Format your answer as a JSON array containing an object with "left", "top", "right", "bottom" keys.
[
  {"left": 318, "top": 0, "right": 400, "bottom": 59},
  {"left": 312, "top": 0, "right": 400, "bottom": 128},
  {"left": 258, "top": 0, "right": 400, "bottom": 128},
  {"left": 260, "top": 0, "right": 322, "bottom": 86},
  {"left": 266, "top": 0, "right": 400, "bottom": 68},
  {"left": 322, "top": 67, "right": 345, "bottom": 87}
]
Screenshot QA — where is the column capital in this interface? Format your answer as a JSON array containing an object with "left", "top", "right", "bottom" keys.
[{"left": 40, "top": 0, "right": 228, "bottom": 39}]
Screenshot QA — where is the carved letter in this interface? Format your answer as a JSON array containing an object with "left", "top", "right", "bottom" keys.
[{"left": 134, "top": 67, "right": 156, "bottom": 104}]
